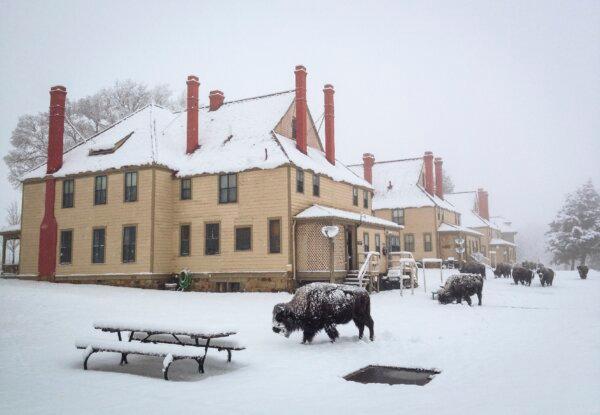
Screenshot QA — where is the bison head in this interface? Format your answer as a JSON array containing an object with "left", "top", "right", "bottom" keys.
[
  {"left": 272, "top": 303, "right": 293, "bottom": 338},
  {"left": 437, "top": 289, "right": 453, "bottom": 304}
]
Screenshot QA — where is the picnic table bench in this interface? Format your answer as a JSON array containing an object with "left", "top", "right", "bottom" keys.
[{"left": 76, "top": 320, "right": 245, "bottom": 380}]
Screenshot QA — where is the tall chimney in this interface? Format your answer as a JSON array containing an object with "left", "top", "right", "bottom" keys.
[
  {"left": 434, "top": 157, "right": 444, "bottom": 199},
  {"left": 477, "top": 188, "right": 490, "bottom": 220},
  {"left": 209, "top": 90, "right": 224, "bottom": 111},
  {"left": 47, "top": 86, "right": 67, "bottom": 174},
  {"left": 323, "top": 84, "right": 335, "bottom": 165},
  {"left": 38, "top": 85, "right": 66, "bottom": 280},
  {"left": 363, "top": 153, "right": 375, "bottom": 184},
  {"left": 294, "top": 65, "right": 307, "bottom": 154},
  {"left": 186, "top": 75, "right": 200, "bottom": 154},
  {"left": 424, "top": 151, "right": 434, "bottom": 195}
]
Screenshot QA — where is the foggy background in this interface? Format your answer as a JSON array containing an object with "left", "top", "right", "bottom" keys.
[{"left": 1, "top": 0, "right": 599, "bottom": 262}]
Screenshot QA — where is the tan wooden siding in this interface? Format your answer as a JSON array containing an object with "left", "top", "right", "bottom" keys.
[
  {"left": 152, "top": 169, "right": 174, "bottom": 273},
  {"left": 20, "top": 182, "right": 45, "bottom": 274}
]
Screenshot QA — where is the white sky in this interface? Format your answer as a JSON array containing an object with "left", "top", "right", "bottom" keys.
[{"left": 1, "top": 0, "right": 599, "bottom": 235}]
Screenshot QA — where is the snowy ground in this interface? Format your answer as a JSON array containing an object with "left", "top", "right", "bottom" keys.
[{"left": 1, "top": 270, "right": 599, "bottom": 415}]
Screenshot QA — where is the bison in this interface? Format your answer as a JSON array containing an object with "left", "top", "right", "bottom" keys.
[
  {"left": 537, "top": 266, "right": 555, "bottom": 287},
  {"left": 577, "top": 265, "right": 589, "bottom": 280},
  {"left": 494, "top": 263, "right": 512, "bottom": 278},
  {"left": 272, "top": 283, "right": 374, "bottom": 343},
  {"left": 512, "top": 266, "right": 533, "bottom": 286},
  {"left": 437, "top": 274, "right": 483, "bottom": 306},
  {"left": 460, "top": 261, "right": 487, "bottom": 279}
]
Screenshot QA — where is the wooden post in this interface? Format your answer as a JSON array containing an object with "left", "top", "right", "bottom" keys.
[
  {"left": 1, "top": 236, "right": 6, "bottom": 272},
  {"left": 329, "top": 238, "right": 335, "bottom": 283}
]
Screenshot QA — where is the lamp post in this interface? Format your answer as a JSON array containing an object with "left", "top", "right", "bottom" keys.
[{"left": 321, "top": 225, "right": 340, "bottom": 283}]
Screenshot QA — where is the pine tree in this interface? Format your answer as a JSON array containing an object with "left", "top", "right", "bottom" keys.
[{"left": 546, "top": 180, "right": 600, "bottom": 269}]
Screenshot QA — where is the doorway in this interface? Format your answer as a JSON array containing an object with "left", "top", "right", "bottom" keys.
[{"left": 346, "top": 227, "right": 355, "bottom": 270}]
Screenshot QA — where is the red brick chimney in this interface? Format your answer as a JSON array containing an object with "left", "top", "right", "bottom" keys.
[
  {"left": 186, "top": 75, "right": 200, "bottom": 154},
  {"left": 209, "top": 90, "right": 224, "bottom": 111},
  {"left": 434, "top": 157, "right": 443, "bottom": 199},
  {"left": 424, "top": 151, "right": 434, "bottom": 195},
  {"left": 38, "top": 85, "right": 66, "bottom": 280},
  {"left": 363, "top": 153, "right": 375, "bottom": 184},
  {"left": 294, "top": 65, "right": 307, "bottom": 154},
  {"left": 323, "top": 84, "right": 335, "bottom": 165},
  {"left": 47, "top": 86, "right": 67, "bottom": 174},
  {"left": 477, "top": 188, "right": 490, "bottom": 220}
]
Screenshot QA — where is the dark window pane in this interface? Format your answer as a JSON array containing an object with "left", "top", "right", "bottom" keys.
[
  {"left": 92, "top": 228, "right": 105, "bottom": 263},
  {"left": 404, "top": 234, "right": 415, "bottom": 252},
  {"left": 122, "top": 226, "right": 136, "bottom": 262},
  {"left": 296, "top": 169, "right": 304, "bottom": 193},
  {"left": 269, "top": 219, "right": 281, "bottom": 254},
  {"left": 313, "top": 174, "right": 320, "bottom": 197},
  {"left": 363, "top": 233, "right": 370, "bottom": 252},
  {"left": 375, "top": 234, "right": 381, "bottom": 252},
  {"left": 363, "top": 191, "right": 369, "bottom": 208},
  {"left": 424, "top": 233, "right": 432, "bottom": 252},
  {"left": 389, "top": 235, "right": 401, "bottom": 252},
  {"left": 235, "top": 227, "right": 252, "bottom": 251},
  {"left": 218, "top": 174, "right": 237, "bottom": 203},
  {"left": 124, "top": 172, "right": 138, "bottom": 202},
  {"left": 180, "top": 225, "right": 190, "bottom": 256},
  {"left": 60, "top": 230, "right": 72, "bottom": 264},
  {"left": 62, "top": 179, "right": 74, "bottom": 208},
  {"left": 181, "top": 179, "right": 192, "bottom": 200},
  {"left": 353, "top": 187, "right": 358, "bottom": 206},
  {"left": 205, "top": 223, "right": 220, "bottom": 255},
  {"left": 392, "top": 208, "right": 405, "bottom": 225},
  {"left": 94, "top": 176, "right": 107, "bottom": 205}
]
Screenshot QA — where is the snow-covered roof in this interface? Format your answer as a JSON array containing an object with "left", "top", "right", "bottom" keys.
[
  {"left": 437, "top": 223, "right": 484, "bottom": 237},
  {"left": 445, "top": 191, "right": 499, "bottom": 230},
  {"left": 295, "top": 204, "right": 402, "bottom": 230},
  {"left": 348, "top": 158, "right": 456, "bottom": 211},
  {"left": 490, "top": 216, "right": 518, "bottom": 234},
  {"left": 22, "top": 92, "right": 370, "bottom": 188},
  {"left": 489, "top": 238, "right": 517, "bottom": 247}
]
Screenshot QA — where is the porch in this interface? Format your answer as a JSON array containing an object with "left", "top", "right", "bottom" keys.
[{"left": 1, "top": 225, "right": 20, "bottom": 275}]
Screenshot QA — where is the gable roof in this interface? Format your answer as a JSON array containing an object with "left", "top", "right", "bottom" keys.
[
  {"left": 295, "top": 204, "right": 402, "bottom": 230},
  {"left": 348, "top": 158, "right": 456, "bottom": 211},
  {"left": 445, "top": 191, "right": 499, "bottom": 230},
  {"left": 22, "top": 91, "right": 370, "bottom": 188},
  {"left": 490, "top": 216, "right": 518, "bottom": 234}
]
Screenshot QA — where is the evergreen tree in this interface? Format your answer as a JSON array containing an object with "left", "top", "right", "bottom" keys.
[{"left": 546, "top": 180, "right": 600, "bottom": 269}]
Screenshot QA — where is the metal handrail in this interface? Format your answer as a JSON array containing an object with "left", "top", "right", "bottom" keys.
[{"left": 358, "top": 251, "right": 380, "bottom": 288}]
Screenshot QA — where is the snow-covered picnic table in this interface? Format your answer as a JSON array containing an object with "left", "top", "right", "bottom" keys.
[{"left": 76, "top": 320, "right": 245, "bottom": 380}]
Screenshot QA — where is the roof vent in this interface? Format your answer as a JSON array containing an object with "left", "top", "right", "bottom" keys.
[{"left": 387, "top": 181, "right": 393, "bottom": 190}]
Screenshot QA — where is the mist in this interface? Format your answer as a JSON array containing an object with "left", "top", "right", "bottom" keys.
[{"left": 1, "top": 0, "right": 599, "bottom": 261}]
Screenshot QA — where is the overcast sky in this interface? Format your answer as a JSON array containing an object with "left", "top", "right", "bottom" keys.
[{"left": 1, "top": 0, "right": 599, "bottom": 240}]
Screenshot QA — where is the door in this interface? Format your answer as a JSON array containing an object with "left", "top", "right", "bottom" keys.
[{"left": 346, "top": 227, "right": 355, "bottom": 270}]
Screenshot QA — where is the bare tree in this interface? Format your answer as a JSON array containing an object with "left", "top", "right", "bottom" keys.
[
  {"left": 442, "top": 172, "right": 455, "bottom": 193},
  {"left": 4, "top": 202, "right": 20, "bottom": 265}
]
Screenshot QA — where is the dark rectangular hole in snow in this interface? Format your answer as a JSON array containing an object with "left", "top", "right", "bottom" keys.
[{"left": 344, "top": 365, "right": 440, "bottom": 386}]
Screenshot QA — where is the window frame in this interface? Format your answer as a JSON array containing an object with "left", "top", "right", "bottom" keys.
[
  {"left": 59, "top": 229, "right": 73, "bottom": 265},
  {"left": 62, "top": 179, "right": 75, "bottom": 208},
  {"left": 124, "top": 171, "right": 138, "bottom": 203},
  {"left": 235, "top": 226, "right": 252, "bottom": 252},
  {"left": 404, "top": 233, "right": 415, "bottom": 252},
  {"left": 296, "top": 168, "right": 304, "bottom": 193},
  {"left": 180, "top": 178, "right": 192, "bottom": 200},
  {"left": 92, "top": 227, "right": 106, "bottom": 264},
  {"left": 363, "top": 190, "right": 369, "bottom": 208},
  {"left": 363, "top": 232, "right": 370, "bottom": 253},
  {"left": 218, "top": 174, "right": 238, "bottom": 204},
  {"left": 180, "top": 224, "right": 191, "bottom": 257},
  {"left": 94, "top": 175, "right": 108, "bottom": 205},
  {"left": 122, "top": 225, "right": 137, "bottom": 263},
  {"left": 268, "top": 218, "right": 282, "bottom": 254},
  {"left": 312, "top": 173, "right": 320, "bottom": 197},
  {"left": 375, "top": 234, "right": 381, "bottom": 253},
  {"left": 353, "top": 187, "right": 358, "bottom": 206},
  {"left": 424, "top": 232, "right": 433, "bottom": 252},
  {"left": 205, "top": 222, "right": 220, "bottom": 255},
  {"left": 389, "top": 234, "right": 401, "bottom": 252},
  {"left": 392, "top": 208, "right": 405, "bottom": 225}
]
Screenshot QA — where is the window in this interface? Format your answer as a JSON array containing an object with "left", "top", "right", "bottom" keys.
[
  {"left": 205, "top": 223, "right": 220, "bottom": 255},
  {"left": 404, "top": 234, "right": 415, "bottom": 252},
  {"left": 180, "top": 178, "right": 192, "bottom": 200},
  {"left": 180, "top": 224, "right": 191, "bottom": 256},
  {"left": 219, "top": 174, "right": 237, "bottom": 203},
  {"left": 424, "top": 233, "right": 432, "bottom": 252},
  {"left": 363, "top": 190, "right": 369, "bottom": 208},
  {"left": 312, "top": 173, "right": 320, "bottom": 197},
  {"left": 389, "top": 235, "right": 400, "bottom": 252},
  {"left": 122, "top": 226, "right": 136, "bottom": 263},
  {"left": 363, "top": 233, "right": 370, "bottom": 252},
  {"left": 94, "top": 175, "right": 107, "bottom": 205},
  {"left": 353, "top": 187, "right": 358, "bottom": 206},
  {"left": 456, "top": 213, "right": 461, "bottom": 226},
  {"left": 375, "top": 234, "right": 381, "bottom": 253},
  {"left": 62, "top": 179, "right": 74, "bottom": 208},
  {"left": 59, "top": 230, "right": 73, "bottom": 264},
  {"left": 392, "top": 208, "right": 404, "bottom": 225},
  {"left": 269, "top": 219, "right": 281, "bottom": 254},
  {"left": 92, "top": 228, "right": 105, "bottom": 264},
  {"left": 291, "top": 116, "right": 297, "bottom": 139},
  {"left": 216, "top": 282, "right": 241, "bottom": 292},
  {"left": 296, "top": 168, "right": 304, "bottom": 193},
  {"left": 124, "top": 171, "right": 138, "bottom": 202},
  {"left": 235, "top": 227, "right": 252, "bottom": 251}
]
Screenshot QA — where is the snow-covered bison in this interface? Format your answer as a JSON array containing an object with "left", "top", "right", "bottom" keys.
[
  {"left": 537, "top": 266, "right": 555, "bottom": 287},
  {"left": 494, "top": 263, "right": 512, "bottom": 278},
  {"left": 272, "top": 283, "right": 374, "bottom": 343},
  {"left": 577, "top": 265, "right": 589, "bottom": 280},
  {"left": 460, "top": 261, "right": 486, "bottom": 279},
  {"left": 512, "top": 266, "right": 533, "bottom": 286},
  {"left": 437, "top": 274, "right": 484, "bottom": 306}
]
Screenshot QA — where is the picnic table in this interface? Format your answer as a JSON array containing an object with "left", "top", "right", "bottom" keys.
[{"left": 76, "top": 320, "right": 245, "bottom": 380}]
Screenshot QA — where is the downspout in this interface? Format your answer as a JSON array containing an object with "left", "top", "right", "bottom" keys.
[{"left": 292, "top": 219, "right": 297, "bottom": 283}]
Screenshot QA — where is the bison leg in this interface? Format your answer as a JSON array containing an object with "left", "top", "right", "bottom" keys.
[
  {"left": 354, "top": 319, "right": 365, "bottom": 339},
  {"left": 477, "top": 290, "right": 482, "bottom": 306},
  {"left": 366, "top": 317, "right": 374, "bottom": 341},
  {"left": 302, "top": 329, "right": 317, "bottom": 344},
  {"left": 324, "top": 325, "right": 339, "bottom": 342},
  {"left": 456, "top": 296, "right": 462, "bottom": 304},
  {"left": 464, "top": 296, "right": 472, "bottom": 306}
]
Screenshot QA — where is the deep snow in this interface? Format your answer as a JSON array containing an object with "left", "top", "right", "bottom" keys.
[{"left": 0, "top": 270, "right": 599, "bottom": 415}]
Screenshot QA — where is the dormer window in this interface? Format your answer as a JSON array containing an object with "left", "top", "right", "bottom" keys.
[{"left": 89, "top": 132, "right": 134, "bottom": 156}]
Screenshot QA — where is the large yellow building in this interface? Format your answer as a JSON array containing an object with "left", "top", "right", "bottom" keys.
[{"left": 17, "top": 66, "right": 401, "bottom": 292}]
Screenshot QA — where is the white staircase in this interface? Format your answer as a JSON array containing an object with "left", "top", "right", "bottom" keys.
[{"left": 344, "top": 252, "right": 380, "bottom": 291}]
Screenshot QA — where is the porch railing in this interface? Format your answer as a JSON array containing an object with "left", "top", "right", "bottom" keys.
[{"left": 358, "top": 251, "right": 380, "bottom": 291}]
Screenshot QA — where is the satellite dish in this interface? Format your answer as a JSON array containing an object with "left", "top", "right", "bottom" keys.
[
  {"left": 321, "top": 225, "right": 339, "bottom": 239},
  {"left": 454, "top": 238, "right": 465, "bottom": 245},
  {"left": 455, "top": 247, "right": 465, "bottom": 254}
]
